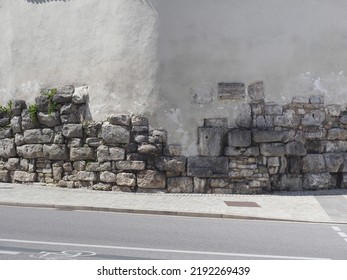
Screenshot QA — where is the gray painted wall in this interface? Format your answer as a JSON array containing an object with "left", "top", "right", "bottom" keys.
[{"left": 1, "top": 0, "right": 347, "bottom": 154}]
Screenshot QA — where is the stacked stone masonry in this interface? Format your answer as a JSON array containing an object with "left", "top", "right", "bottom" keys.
[{"left": 1, "top": 83, "right": 347, "bottom": 194}]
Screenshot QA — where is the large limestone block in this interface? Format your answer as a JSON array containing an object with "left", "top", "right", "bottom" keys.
[
  {"left": 0, "top": 138, "right": 16, "bottom": 158},
  {"left": 303, "top": 173, "right": 331, "bottom": 190},
  {"left": 260, "top": 143, "right": 286, "bottom": 157},
  {"left": 167, "top": 177, "right": 194, "bottom": 193},
  {"left": 99, "top": 171, "right": 117, "bottom": 183},
  {"left": 100, "top": 123, "right": 130, "bottom": 144},
  {"left": 155, "top": 156, "right": 186, "bottom": 172},
  {"left": 302, "top": 154, "right": 326, "bottom": 173},
  {"left": 14, "top": 171, "right": 37, "bottom": 183},
  {"left": 228, "top": 130, "right": 251, "bottom": 147},
  {"left": 17, "top": 144, "right": 43, "bottom": 158},
  {"left": 253, "top": 130, "right": 284, "bottom": 143},
  {"left": 70, "top": 146, "right": 95, "bottom": 161},
  {"left": 43, "top": 144, "right": 68, "bottom": 160},
  {"left": 198, "top": 127, "right": 224, "bottom": 156},
  {"left": 116, "top": 173, "right": 136, "bottom": 187},
  {"left": 24, "top": 129, "right": 54, "bottom": 144},
  {"left": 97, "top": 145, "right": 125, "bottom": 162},
  {"left": 62, "top": 124, "right": 83, "bottom": 138},
  {"left": 187, "top": 157, "right": 228, "bottom": 177},
  {"left": 137, "top": 170, "right": 166, "bottom": 189}
]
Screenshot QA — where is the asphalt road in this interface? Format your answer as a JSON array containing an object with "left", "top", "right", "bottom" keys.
[{"left": 0, "top": 205, "right": 346, "bottom": 260}]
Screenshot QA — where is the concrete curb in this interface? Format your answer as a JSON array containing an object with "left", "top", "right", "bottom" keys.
[{"left": 1, "top": 202, "right": 345, "bottom": 225}]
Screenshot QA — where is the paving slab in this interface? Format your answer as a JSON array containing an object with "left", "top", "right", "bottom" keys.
[{"left": 0, "top": 183, "right": 347, "bottom": 224}]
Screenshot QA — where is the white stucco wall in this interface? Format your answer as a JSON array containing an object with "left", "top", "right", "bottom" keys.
[
  {"left": 0, "top": 0, "right": 159, "bottom": 118},
  {"left": 2, "top": 0, "right": 347, "bottom": 154}
]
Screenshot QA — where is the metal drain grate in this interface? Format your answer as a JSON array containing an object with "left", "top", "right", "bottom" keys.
[
  {"left": 315, "top": 196, "right": 347, "bottom": 222},
  {"left": 224, "top": 201, "right": 261, "bottom": 208}
]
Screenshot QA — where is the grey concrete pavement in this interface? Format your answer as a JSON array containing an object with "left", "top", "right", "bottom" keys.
[{"left": 1, "top": 183, "right": 347, "bottom": 224}]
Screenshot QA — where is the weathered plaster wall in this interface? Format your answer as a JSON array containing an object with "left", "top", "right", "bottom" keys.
[
  {"left": 0, "top": 0, "right": 159, "bottom": 120},
  {"left": 154, "top": 0, "right": 347, "bottom": 154},
  {"left": 2, "top": 0, "right": 347, "bottom": 155}
]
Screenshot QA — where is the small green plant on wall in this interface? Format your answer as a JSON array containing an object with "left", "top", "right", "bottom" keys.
[
  {"left": 0, "top": 101, "right": 13, "bottom": 117},
  {"left": 42, "top": 88, "right": 58, "bottom": 115},
  {"left": 28, "top": 103, "right": 38, "bottom": 123}
]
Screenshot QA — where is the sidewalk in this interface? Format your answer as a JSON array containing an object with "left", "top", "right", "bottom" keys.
[{"left": 1, "top": 183, "right": 347, "bottom": 224}]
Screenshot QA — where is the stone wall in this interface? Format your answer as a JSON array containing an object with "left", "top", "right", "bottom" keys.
[{"left": 0, "top": 84, "right": 346, "bottom": 194}]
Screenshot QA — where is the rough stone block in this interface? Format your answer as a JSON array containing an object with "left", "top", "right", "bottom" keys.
[
  {"left": 268, "top": 157, "right": 280, "bottom": 167},
  {"left": 52, "top": 85, "right": 74, "bottom": 103},
  {"left": 228, "top": 130, "right": 251, "bottom": 147},
  {"left": 167, "top": 177, "right": 193, "bottom": 193},
  {"left": 0, "top": 170, "right": 9, "bottom": 182},
  {"left": 285, "top": 141, "right": 307, "bottom": 156},
  {"left": 11, "top": 100, "right": 27, "bottom": 116},
  {"left": 96, "top": 145, "right": 125, "bottom": 162},
  {"left": 303, "top": 173, "right": 331, "bottom": 190},
  {"left": 138, "top": 143, "right": 161, "bottom": 154},
  {"left": 302, "top": 154, "right": 326, "bottom": 173},
  {"left": 72, "top": 161, "right": 86, "bottom": 171},
  {"left": 248, "top": 81, "right": 265, "bottom": 102},
  {"left": 324, "top": 153, "right": 345, "bottom": 173},
  {"left": 52, "top": 166, "right": 63, "bottom": 181},
  {"left": 17, "top": 144, "right": 43, "bottom": 158},
  {"left": 193, "top": 177, "right": 207, "bottom": 193},
  {"left": 37, "top": 112, "right": 60, "bottom": 127},
  {"left": 260, "top": 143, "right": 286, "bottom": 157},
  {"left": 326, "top": 105, "right": 342, "bottom": 117},
  {"left": 325, "top": 141, "right": 347, "bottom": 153},
  {"left": 35, "top": 95, "right": 49, "bottom": 112},
  {"left": 302, "top": 110, "right": 326, "bottom": 126},
  {"left": 253, "top": 130, "right": 284, "bottom": 143},
  {"left": 70, "top": 146, "right": 95, "bottom": 161},
  {"left": 264, "top": 103, "right": 283, "bottom": 115},
  {"left": 187, "top": 157, "right": 228, "bottom": 177},
  {"left": 62, "top": 124, "right": 83, "bottom": 138},
  {"left": 256, "top": 115, "right": 273, "bottom": 129},
  {"left": 149, "top": 130, "right": 167, "bottom": 143},
  {"left": 210, "top": 178, "right": 228, "bottom": 188},
  {"left": 0, "top": 139, "right": 16, "bottom": 158},
  {"left": 276, "top": 175, "right": 302, "bottom": 191},
  {"left": 236, "top": 104, "right": 252, "bottom": 128},
  {"left": 24, "top": 129, "right": 54, "bottom": 144},
  {"left": 5, "top": 158, "right": 20, "bottom": 171},
  {"left": 274, "top": 110, "right": 300, "bottom": 128},
  {"left": 132, "top": 126, "right": 149, "bottom": 132},
  {"left": 116, "top": 173, "right": 136, "bottom": 187},
  {"left": 198, "top": 127, "right": 224, "bottom": 156},
  {"left": 100, "top": 123, "right": 130, "bottom": 144},
  {"left": 108, "top": 114, "right": 130, "bottom": 126},
  {"left": 163, "top": 144, "right": 182, "bottom": 157},
  {"left": 116, "top": 161, "right": 146, "bottom": 171},
  {"left": 72, "top": 85, "right": 88, "bottom": 104},
  {"left": 42, "top": 144, "right": 68, "bottom": 160},
  {"left": 137, "top": 170, "right": 166, "bottom": 189},
  {"left": 131, "top": 115, "right": 148, "bottom": 126},
  {"left": 86, "top": 137, "right": 102, "bottom": 147},
  {"left": 244, "top": 146, "right": 260, "bottom": 157},
  {"left": 155, "top": 156, "right": 186, "bottom": 172},
  {"left": 305, "top": 140, "right": 325, "bottom": 154},
  {"left": 224, "top": 146, "right": 243, "bottom": 156},
  {"left": 99, "top": 171, "right": 117, "bottom": 183},
  {"left": 304, "top": 127, "right": 326, "bottom": 140},
  {"left": 21, "top": 109, "right": 38, "bottom": 130},
  {"left": 92, "top": 183, "right": 112, "bottom": 191},
  {"left": 10, "top": 116, "right": 22, "bottom": 133},
  {"left": 77, "top": 171, "right": 97, "bottom": 182},
  {"left": 14, "top": 171, "right": 37, "bottom": 183},
  {"left": 327, "top": 128, "right": 347, "bottom": 140}
]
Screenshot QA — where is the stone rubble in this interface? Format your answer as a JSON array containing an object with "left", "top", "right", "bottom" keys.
[{"left": 1, "top": 83, "right": 347, "bottom": 193}]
